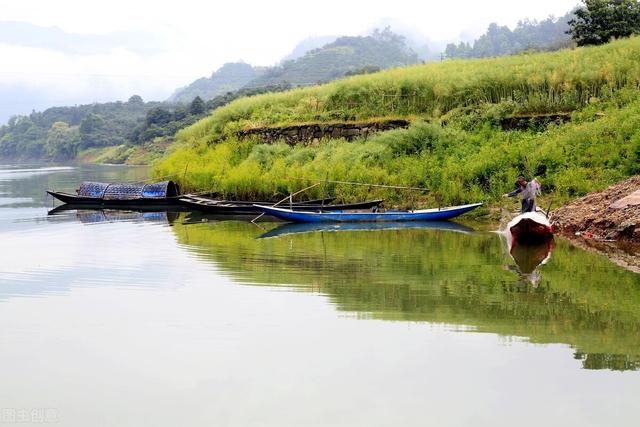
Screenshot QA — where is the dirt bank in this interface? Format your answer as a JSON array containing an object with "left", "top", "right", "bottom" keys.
[{"left": 551, "top": 175, "right": 640, "bottom": 243}]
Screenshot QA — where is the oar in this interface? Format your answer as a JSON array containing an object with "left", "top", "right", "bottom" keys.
[{"left": 544, "top": 200, "right": 553, "bottom": 218}]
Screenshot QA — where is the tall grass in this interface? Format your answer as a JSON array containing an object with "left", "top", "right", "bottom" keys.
[
  {"left": 174, "top": 37, "right": 640, "bottom": 142},
  {"left": 153, "top": 90, "right": 640, "bottom": 206}
]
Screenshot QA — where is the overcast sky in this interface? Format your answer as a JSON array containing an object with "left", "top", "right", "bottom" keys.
[{"left": 0, "top": 0, "right": 579, "bottom": 120}]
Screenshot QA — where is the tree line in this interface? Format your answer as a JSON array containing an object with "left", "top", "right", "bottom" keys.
[
  {"left": 446, "top": 1, "right": 640, "bottom": 59},
  {"left": 0, "top": 84, "right": 291, "bottom": 161}
]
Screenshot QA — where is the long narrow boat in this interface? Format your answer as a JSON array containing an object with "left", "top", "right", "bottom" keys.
[
  {"left": 47, "top": 181, "right": 182, "bottom": 207},
  {"left": 180, "top": 196, "right": 383, "bottom": 214},
  {"left": 254, "top": 203, "right": 483, "bottom": 223},
  {"left": 180, "top": 196, "right": 336, "bottom": 206}
]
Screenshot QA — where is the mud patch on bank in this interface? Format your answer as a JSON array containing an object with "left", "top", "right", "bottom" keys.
[{"left": 551, "top": 175, "right": 640, "bottom": 243}]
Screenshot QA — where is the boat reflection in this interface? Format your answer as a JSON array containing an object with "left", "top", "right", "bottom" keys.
[
  {"left": 258, "top": 220, "right": 475, "bottom": 239},
  {"left": 182, "top": 211, "right": 267, "bottom": 224},
  {"left": 47, "top": 205, "right": 180, "bottom": 224},
  {"left": 499, "top": 228, "right": 554, "bottom": 286},
  {"left": 508, "top": 239, "right": 554, "bottom": 286}
]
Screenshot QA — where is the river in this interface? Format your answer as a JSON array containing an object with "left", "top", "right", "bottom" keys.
[{"left": 0, "top": 163, "right": 638, "bottom": 426}]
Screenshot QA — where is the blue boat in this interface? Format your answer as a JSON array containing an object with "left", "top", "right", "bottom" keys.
[{"left": 254, "top": 202, "right": 483, "bottom": 223}]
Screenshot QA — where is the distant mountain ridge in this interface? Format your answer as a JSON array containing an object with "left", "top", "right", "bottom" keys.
[
  {"left": 167, "top": 62, "right": 265, "bottom": 104},
  {"left": 169, "top": 28, "right": 419, "bottom": 103},
  {"left": 281, "top": 35, "right": 338, "bottom": 62}
]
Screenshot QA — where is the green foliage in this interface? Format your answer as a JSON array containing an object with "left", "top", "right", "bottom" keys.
[
  {"left": 446, "top": 12, "right": 575, "bottom": 59},
  {"left": 344, "top": 65, "right": 382, "bottom": 77},
  {"left": 45, "top": 121, "right": 80, "bottom": 160},
  {"left": 568, "top": 0, "right": 640, "bottom": 46},
  {"left": 168, "top": 37, "right": 640, "bottom": 139},
  {"left": 154, "top": 90, "right": 640, "bottom": 206},
  {"left": 0, "top": 89, "right": 252, "bottom": 161},
  {"left": 0, "top": 95, "right": 164, "bottom": 160},
  {"left": 130, "top": 85, "right": 293, "bottom": 147},
  {"left": 153, "top": 38, "right": 640, "bottom": 206},
  {"left": 189, "top": 96, "right": 206, "bottom": 115}
]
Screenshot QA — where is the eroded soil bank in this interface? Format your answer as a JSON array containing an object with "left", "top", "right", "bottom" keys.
[
  {"left": 551, "top": 175, "right": 640, "bottom": 272},
  {"left": 551, "top": 175, "right": 640, "bottom": 245}
]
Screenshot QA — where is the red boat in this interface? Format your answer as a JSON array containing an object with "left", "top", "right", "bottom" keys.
[{"left": 507, "top": 212, "right": 554, "bottom": 244}]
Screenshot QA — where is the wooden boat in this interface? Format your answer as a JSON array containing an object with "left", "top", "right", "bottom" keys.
[
  {"left": 254, "top": 203, "right": 483, "bottom": 223},
  {"left": 47, "top": 181, "right": 182, "bottom": 207},
  {"left": 258, "top": 221, "right": 475, "bottom": 239},
  {"left": 507, "top": 212, "right": 554, "bottom": 244},
  {"left": 180, "top": 195, "right": 383, "bottom": 214}
]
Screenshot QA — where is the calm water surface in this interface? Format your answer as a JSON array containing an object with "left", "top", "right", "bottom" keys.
[{"left": 0, "top": 164, "right": 638, "bottom": 426}]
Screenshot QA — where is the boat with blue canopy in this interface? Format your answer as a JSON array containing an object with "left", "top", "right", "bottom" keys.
[
  {"left": 47, "top": 180, "right": 181, "bottom": 207},
  {"left": 254, "top": 203, "right": 483, "bottom": 223}
]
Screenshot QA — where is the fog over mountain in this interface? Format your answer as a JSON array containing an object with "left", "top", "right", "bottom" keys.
[{"left": 0, "top": 0, "right": 579, "bottom": 122}]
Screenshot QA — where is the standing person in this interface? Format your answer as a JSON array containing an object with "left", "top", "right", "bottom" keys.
[{"left": 504, "top": 175, "right": 541, "bottom": 213}]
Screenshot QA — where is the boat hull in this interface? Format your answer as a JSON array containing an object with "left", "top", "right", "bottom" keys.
[
  {"left": 180, "top": 197, "right": 384, "bottom": 214},
  {"left": 47, "top": 191, "right": 182, "bottom": 207},
  {"left": 254, "top": 203, "right": 483, "bottom": 223},
  {"left": 508, "top": 212, "right": 554, "bottom": 244}
]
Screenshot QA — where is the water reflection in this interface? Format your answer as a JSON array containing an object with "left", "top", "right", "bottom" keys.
[
  {"left": 1, "top": 164, "right": 639, "bottom": 426},
  {"left": 172, "top": 215, "right": 640, "bottom": 371},
  {"left": 258, "top": 220, "right": 474, "bottom": 239},
  {"left": 47, "top": 206, "right": 180, "bottom": 224},
  {"left": 499, "top": 232, "right": 554, "bottom": 287}
]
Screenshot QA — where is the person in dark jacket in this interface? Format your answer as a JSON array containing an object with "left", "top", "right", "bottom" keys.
[{"left": 504, "top": 176, "right": 541, "bottom": 213}]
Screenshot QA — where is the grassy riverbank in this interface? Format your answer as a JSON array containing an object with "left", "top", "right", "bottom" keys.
[{"left": 153, "top": 38, "right": 640, "bottom": 206}]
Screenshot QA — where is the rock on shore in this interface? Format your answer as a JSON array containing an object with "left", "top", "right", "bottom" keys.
[{"left": 551, "top": 176, "right": 640, "bottom": 242}]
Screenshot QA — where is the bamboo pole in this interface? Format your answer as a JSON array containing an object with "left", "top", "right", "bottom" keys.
[{"left": 251, "top": 182, "right": 322, "bottom": 223}]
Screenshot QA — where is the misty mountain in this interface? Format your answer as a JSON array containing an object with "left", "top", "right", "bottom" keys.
[
  {"left": 365, "top": 19, "right": 446, "bottom": 61},
  {"left": 167, "top": 62, "right": 266, "bottom": 104},
  {"left": 171, "top": 28, "right": 420, "bottom": 103},
  {"left": 281, "top": 35, "right": 338, "bottom": 61},
  {"left": 249, "top": 28, "right": 419, "bottom": 87}
]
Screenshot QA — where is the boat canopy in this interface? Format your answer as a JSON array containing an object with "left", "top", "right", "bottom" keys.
[{"left": 77, "top": 181, "right": 179, "bottom": 200}]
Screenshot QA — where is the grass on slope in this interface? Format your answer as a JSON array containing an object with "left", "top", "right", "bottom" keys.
[
  {"left": 175, "top": 37, "right": 640, "bottom": 142},
  {"left": 153, "top": 90, "right": 640, "bottom": 206}
]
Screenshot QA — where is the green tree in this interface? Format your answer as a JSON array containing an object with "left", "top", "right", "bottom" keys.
[
  {"left": 145, "top": 107, "right": 173, "bottom": 126},
  {"left": 567, "top": 0, "right": 640, "bottom": 46},
  {"left": 45, "top": 121, "right": 80, "bottom": 160},
  {"left": 189, "top": 96, "right": 206, "bottom": 115},
  {"left": 128, "top": 94, "right": 144, "bottom": 104}
]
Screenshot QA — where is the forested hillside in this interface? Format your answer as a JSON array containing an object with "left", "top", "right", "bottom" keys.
[
  {"left": 0, "top": 95, "right": 157, "bottom": 160},
  {"left": 445, "top": 12, "right": 574, "bottom": 58},
  {"left": 0, "top": 83, "right": 293, "bottom": 162},
  {"left": 0, "top": 96, "right": 211, "bottom": 162}
]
